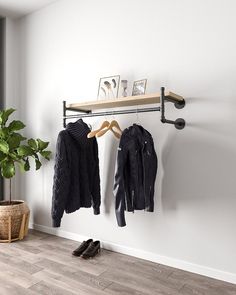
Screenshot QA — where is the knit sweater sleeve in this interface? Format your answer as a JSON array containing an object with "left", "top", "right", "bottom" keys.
[
  {"left": 91, "top": 138, "right": 101, "bottom": 215},
  {"left": 51, "top": 131, "right": 71, "bottom": 227}
]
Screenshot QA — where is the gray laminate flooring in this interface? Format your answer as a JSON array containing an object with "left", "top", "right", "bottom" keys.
[{"left": 0, "top": 229, "right": 234, "bottom": 295}]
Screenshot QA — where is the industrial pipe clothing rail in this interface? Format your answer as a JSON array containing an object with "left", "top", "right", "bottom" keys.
[{"left": 63, "top": 87, "right": 186, "bottom": 129}]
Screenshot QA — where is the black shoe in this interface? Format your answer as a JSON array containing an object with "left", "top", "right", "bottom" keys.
[
  {"left": 81, "top": 241, "right": 100, "bottom": 259},
  {"left": 72, "top": 239, "right": 93, "bottom": 256}
]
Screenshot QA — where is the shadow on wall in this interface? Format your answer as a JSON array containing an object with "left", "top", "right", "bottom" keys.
[
  {"left": 160, "top": 126, "right": 236, "bottom": 211},
  {"left": 32, "top": 199, "right": 52, "bottom": 226}
]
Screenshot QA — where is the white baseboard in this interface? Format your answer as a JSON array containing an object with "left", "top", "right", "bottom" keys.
[{"left": 29, "top": 223, "right": 236, "bottom": 285}]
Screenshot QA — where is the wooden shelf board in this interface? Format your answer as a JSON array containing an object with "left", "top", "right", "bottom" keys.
[{"left": 67, "top": 91, "right": 184, "bottom": 112}]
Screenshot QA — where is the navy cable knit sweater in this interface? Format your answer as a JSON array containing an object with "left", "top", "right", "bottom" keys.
[{"left": 51, "top": 119, "right": 101, "bottom": 227}]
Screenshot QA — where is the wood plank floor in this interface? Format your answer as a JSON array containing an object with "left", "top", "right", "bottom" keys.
[{"left": 0, "top": 230, "right": 235, "bottom": 295}]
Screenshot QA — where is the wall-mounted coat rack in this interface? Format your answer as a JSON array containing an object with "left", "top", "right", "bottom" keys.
[{"left": 63, "top": 87, "right": 186, "bottom": 129}]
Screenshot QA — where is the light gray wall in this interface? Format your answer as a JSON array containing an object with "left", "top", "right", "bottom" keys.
[
  {"left": 3, "top": 18, "right": 21, "bottom": 201},
  {"left": 12, "top": 0, "right": 236, "bottom": 283},
  {"left": 0, "top": 18, "right": 4, "bottom": 105},
  {"left": 0, "top": 18, "right": 4, "bottom": 200}
]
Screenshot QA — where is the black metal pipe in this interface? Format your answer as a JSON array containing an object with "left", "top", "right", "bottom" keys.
[
  {"left": 63, "top": 101, "right": 66, "bottom": 117},
  {"left": 66, "top": 107, "right": 91, "bottom": 114},
  {"left": 63, "top": 101, "right": 66, "bottom": 128},
  {"left": 161, "top": 118, "right": 185, "bottom": 130},
  {"left": 63, "top": 106, "right": 161, "bottom": 122},
  {"left": 162, "top": 119, "right": 175, "bottom": 125},
  {"left": 160, "top": 87, "right": 165, "bottom": 123}
]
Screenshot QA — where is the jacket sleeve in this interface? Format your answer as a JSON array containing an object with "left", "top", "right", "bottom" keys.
[
  {"left": 51, "top": 132, "right": 71, "bottom": 227},
  {"left": 113, "top": 143, "right": 128, "bottom": 227},
  {"left": 150, "top": 142, "right": 158, "bottom": 207},
  {"left": 91, "top": 138, "right": 101, "bottom": 215}
]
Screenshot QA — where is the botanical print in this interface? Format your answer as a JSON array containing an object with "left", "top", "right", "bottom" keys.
[{"left": 97, "top": 75, "right": 120, "bottom": 99}]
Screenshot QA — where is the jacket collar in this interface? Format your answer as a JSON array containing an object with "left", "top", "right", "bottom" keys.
[{"left": 131, "top": 124, "right": 152, "bottom": 143}]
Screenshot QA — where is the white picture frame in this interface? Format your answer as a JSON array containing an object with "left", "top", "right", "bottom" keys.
[
  {"left": 132, "top": 79, "right": 147, "bottom": 96},
  {"left": 97, "top": 75, "right": 120, "bottom": 100}
]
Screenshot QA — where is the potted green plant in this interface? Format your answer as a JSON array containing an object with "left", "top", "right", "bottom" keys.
[{"left": 0, "top": 108, "right": 51, "bottom": 242}]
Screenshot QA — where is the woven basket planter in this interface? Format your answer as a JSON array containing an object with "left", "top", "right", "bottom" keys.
[{"left": 0, "top": 200, "right": 30, "bottom": 243}]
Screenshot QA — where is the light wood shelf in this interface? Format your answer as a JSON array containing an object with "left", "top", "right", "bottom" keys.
[{"left": 67, "top": 91, "right": 184, "bottom": 112}]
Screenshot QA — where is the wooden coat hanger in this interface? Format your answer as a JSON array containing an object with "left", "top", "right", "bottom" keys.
[
  {"left": 110, "top": 120, "right": 122, "bottom": 134},
  {"left": 96, "top": 120, "right": 122, "bottom": 139},
  {"left": 111, "top": 128, "right": 122, "bottom": 139},
  {"left": 87, "top": 120, "right": 110, "bottom": 138}
]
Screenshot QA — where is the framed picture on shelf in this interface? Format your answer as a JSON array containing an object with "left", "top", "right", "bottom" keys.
[
  {"left": 97, "top": 75, "right": 120, "bottom": 100},
  {"left": 132, "top": 79, "right": 147, "bottom": 96}
]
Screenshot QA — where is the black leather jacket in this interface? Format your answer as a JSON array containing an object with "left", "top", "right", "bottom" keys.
[{"left": 113, "top": 124, "right": 158, "bottom": 227}]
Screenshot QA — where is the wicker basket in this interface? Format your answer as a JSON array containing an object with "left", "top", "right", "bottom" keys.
[{"left": 0, "top": 200, "right": 30, "bottom": 243}]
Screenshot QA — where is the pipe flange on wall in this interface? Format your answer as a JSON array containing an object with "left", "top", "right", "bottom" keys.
[
  {"left": 174, "top": 118, "right": 185, "bottom": 130},
  {"left": 175, "top": 99, "right": 185, "bottom": 109},
  {"left": 160, "top": 87, "right": 186, "bottom": 130}
]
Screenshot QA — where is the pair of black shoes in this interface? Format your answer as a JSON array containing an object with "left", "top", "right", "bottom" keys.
[{"left": 72, "top": 239, "right": 100, "bottom": 259}]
